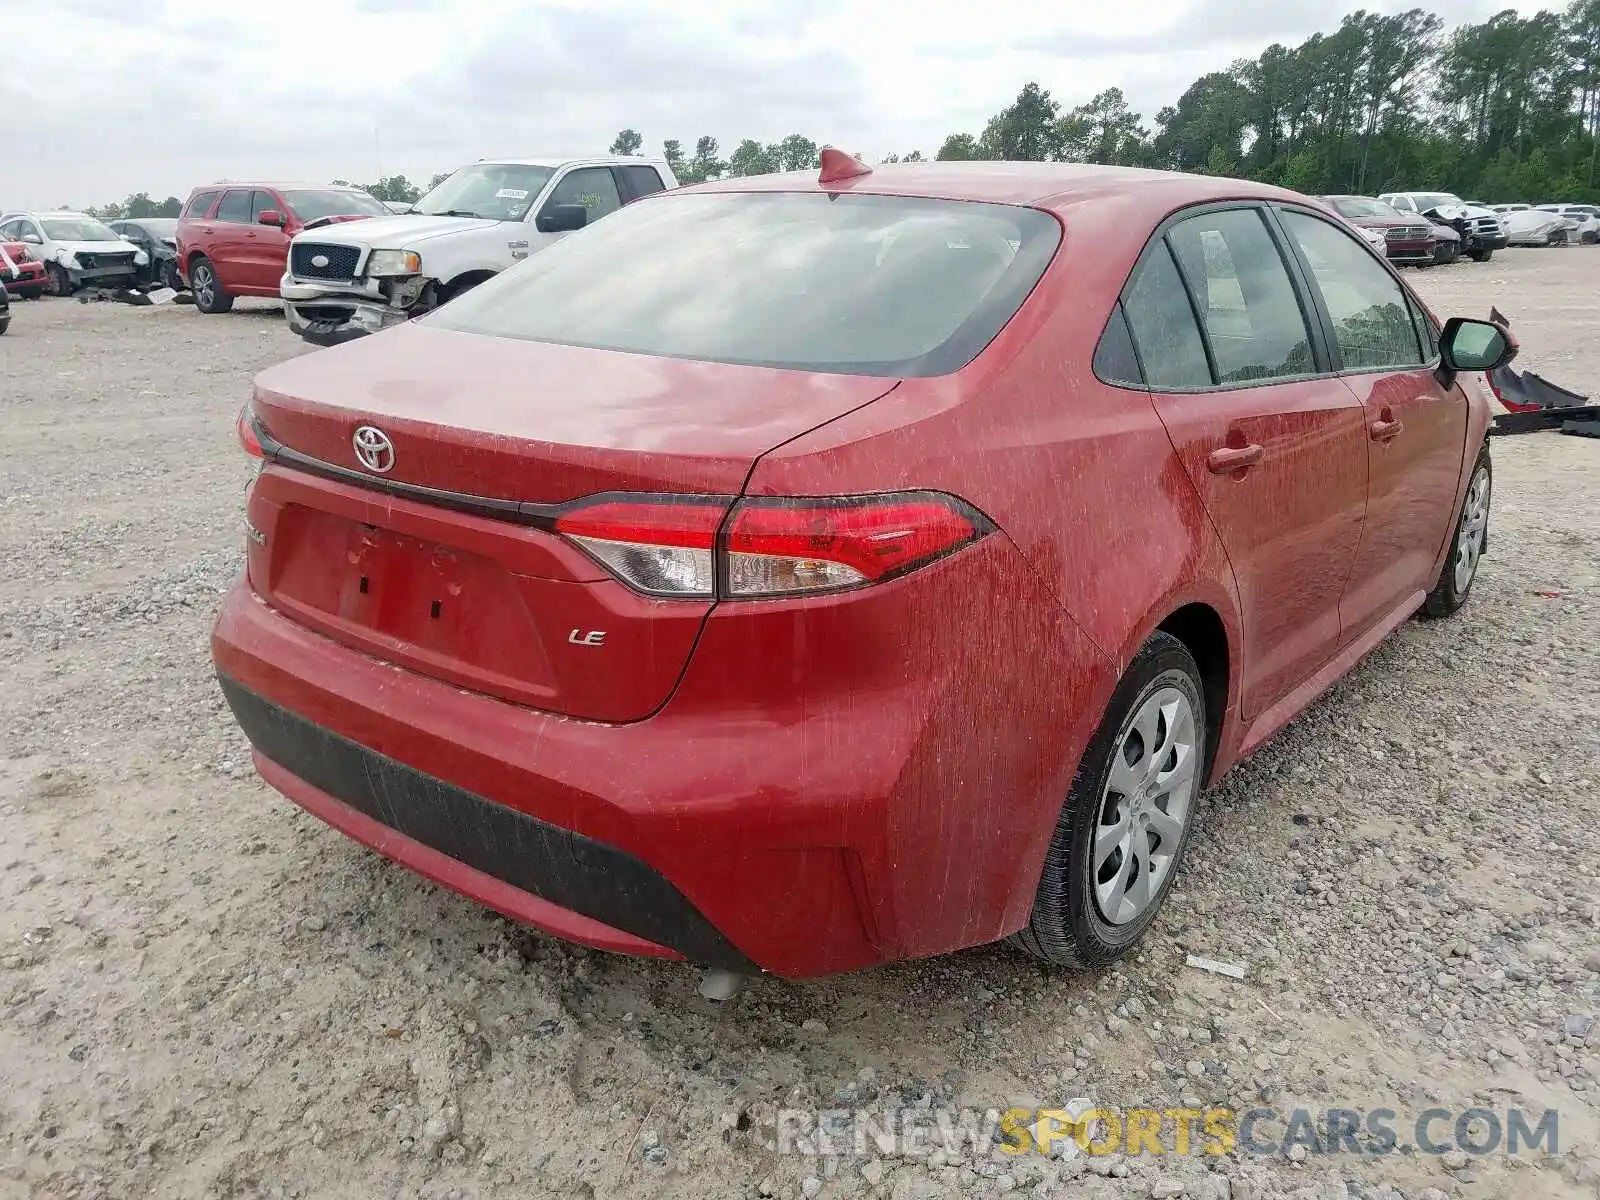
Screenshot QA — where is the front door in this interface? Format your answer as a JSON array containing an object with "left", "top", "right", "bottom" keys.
[
  {"left": 246, "top": 189, "right": 292, "bottom": 293},
  {"left": 1274, "top": 207, "right": 1468, "bottom": 640},
  {"left": 1125, "top": 206, "right": 1368, "bottom": 722}
]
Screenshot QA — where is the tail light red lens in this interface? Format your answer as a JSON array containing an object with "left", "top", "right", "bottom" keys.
[
  {"left": 237, "top": 406, "right": 266, "bottom": 458},
  {"left": 554, "top": 491, "right": 990, "bottom": 600}
]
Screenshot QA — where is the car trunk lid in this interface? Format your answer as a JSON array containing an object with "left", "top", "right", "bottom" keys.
[{"left": 245, "top": 322, "right": 899, "bottom": 721}]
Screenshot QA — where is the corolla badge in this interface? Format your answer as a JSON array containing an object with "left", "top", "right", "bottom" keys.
[
  {"left": 352, "top": 425, "right": 396, "bottom": 474},
  {"left": 311, "top": 254, "right": 330, "bottom": 268}
]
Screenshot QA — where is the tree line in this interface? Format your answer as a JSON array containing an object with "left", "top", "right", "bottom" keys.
[
  {"left": 70, "top": 0, "right": 1600, "bottom": 217},
  {"left": 616, "top": 0, "right": 1600, "bottom": 203}
]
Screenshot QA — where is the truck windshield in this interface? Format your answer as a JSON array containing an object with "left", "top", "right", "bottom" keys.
[
  {"left": 1332, "top": 198, "right": 1404, "bottom": 221},
  {"left": 426, "top": 191, "right": 1061, "bottom": 377},
  {"left": 413, "top": 165, "right": 557, "bottom": 221}
]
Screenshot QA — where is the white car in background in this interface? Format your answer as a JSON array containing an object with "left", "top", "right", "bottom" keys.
[
  {"left": 1537, "top": 203, "right": 1599, "bottom": 244},
  {"left": 1491, "top": 206, "right": 1572, "bottom": 246},
  {"left": 1379, "top": 191, "right": 1509, "bottom": 261},
  {"left": 0, "top": 210, "right": 148, "bottom": 295}
]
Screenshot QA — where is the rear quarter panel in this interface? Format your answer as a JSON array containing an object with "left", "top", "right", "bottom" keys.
[{"left": 746, "top": 195, "right": 1246, "bottom": 928}]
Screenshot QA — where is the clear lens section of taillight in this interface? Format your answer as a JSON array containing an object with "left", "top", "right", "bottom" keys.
[
  {"left": 725, "top": 494, "right": 984, "bottom": 596},
  {"left": 555, "top": 499, "right": 726, "bottom": 598},
  {"left": 237, "top": 406, "right": 265, "bottom": 458}
]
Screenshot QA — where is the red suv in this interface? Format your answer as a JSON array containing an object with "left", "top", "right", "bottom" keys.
[
  {"left": 214, "top": 158, "right": 1512, "bottom": 979},
  {"left": 176, "top": 183, "right": 388, "bottom": 314}
]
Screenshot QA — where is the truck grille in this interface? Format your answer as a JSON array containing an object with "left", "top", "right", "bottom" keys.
[
  {"left": 1385, "top": 225, "right": 1431, "bottom": 241},
  {"left": 290, "top": 243, "right": 362, "bottom": 282},
  {"left": 1470, "top": 216, "right": 1501, "bottom": 237}
]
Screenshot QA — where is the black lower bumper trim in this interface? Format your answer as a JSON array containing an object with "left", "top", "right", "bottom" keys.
[{"left": 217, "top": 676, "right": 754, "bottom": 971}]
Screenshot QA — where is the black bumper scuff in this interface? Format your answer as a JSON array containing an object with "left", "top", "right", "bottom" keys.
[{"left": 217, "top": 676, "right": 754, "bottom": 971}]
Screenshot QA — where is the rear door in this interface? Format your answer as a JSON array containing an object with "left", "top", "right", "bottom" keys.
[
  {"left": 1128, "top": 205, "right": 1368, "bottom": 722},
  {"left": 1273, "top": 206, "right": 1466, "bottom": 642},
  {"left": 209, "top": 188, "right": 255, "bottom": 289}
]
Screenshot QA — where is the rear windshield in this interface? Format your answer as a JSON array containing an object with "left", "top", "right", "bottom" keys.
[
  {"left": 427, "top": 191, "right": 1061, "bottom": 376},
  {"left": 282, "top": 189, "right": 390, "bottom": 221}
]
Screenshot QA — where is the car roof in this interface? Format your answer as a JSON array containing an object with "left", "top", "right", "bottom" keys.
[
  {"left": 683, "top": 161, "right": 1316, "bottom": 215},
  {"left": 3, "top": 210, "right": 94, "bottom": 220},
  {"left": 188, "top": 182, "right": 369, "bottom": 192}
]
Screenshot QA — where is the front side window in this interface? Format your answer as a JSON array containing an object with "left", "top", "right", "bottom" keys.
[
  {"left": 1279, "top": 210, "right": 1423, "bottom": 372},
  {"left": 428, "top": 191, "right": 1061, "bottom": 377},
  {"left": 215, "top": 190, "right": 253, "bottom": 223},
  {"left": 413, "top": 164, "right": 556, "bottom": 221},
  {"left": 1122, "top": 242, "right": 1212, "bottom": 389},
  {"left": 543, "top": 168, "right": 623, "bottom": 224},
  {"left": 1167, "top": 208, "right": 1314, "bottom": 384}
]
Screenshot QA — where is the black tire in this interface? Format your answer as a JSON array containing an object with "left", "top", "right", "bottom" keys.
[
  {"left": 1423, "top": 446, "right": 1491, "bottom": 619},
  {"left": 46, "top": 263, "right": 72, "bottom": 296},
  {"left": 162, "top": 259, "right": 183, "bottom": 291},
  {"left": 1469, "top": 247, "right": 1493, "bottom": 263},
  {"left": 1011, "top": 631, "right": 1208, "bottom": 968},
  {"left": 189, "top": 256, "right": 233, "bottom": 313},
  {"left": 0, "top": 315, "right": 9, "bottom": 336},
  {"left": 19, "top": 288, "right": 44, "bottom": 300},
  {"left": 1582, "top": 231, "right": 1598, "bottom": 246}
]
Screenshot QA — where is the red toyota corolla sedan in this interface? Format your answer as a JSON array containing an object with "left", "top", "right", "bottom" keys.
[{"left": 213, "top": 155, "right": 1513, "bottom": 979}]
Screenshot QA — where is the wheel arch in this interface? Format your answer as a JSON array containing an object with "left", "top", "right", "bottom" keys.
[
  {"left": 439, "top": 268, "right": 499, "bottom": 301},
  {"left": 1156, "top": 602, "right": 1230, "bottom": 785}
]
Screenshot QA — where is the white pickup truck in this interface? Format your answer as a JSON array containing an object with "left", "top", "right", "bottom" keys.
[{"left": 280, "top": 156, "right": 678, "bottom": 345}]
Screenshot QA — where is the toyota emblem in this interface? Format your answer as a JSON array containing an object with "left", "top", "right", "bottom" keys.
[
  {"left": 311, "top": 254, "right": 330, "bottom": 268},
  {"left": 352, "top": 425, "right": 395, "bottom": 474}
]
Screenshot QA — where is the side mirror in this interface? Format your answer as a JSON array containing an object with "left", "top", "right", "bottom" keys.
[
  {"left": 257, "top": 209, "right": 286, "bottom": 228},
  {"left": 1438, "top": 317, "right": 1517, "bottom": 384},
  {"left": 21, "top": 232, "right": 42, "bottom": 244},
  {"left": 535, "top": 203, "right": 588, "bottom": 234}
]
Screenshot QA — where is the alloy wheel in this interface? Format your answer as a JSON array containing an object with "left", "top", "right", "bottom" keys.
[
  {"left": 1454, "top": 465, "right": 1490, "bottom": 593},
  {"left": 193, "top": 263, "right": 215, "bottom": 308},
  {"left": 1092, "top": 684, "right": 1199, "bottom": 926}
]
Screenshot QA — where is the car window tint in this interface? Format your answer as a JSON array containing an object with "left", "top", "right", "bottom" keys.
[
  {"left": 544, "top": 168, "right": 623, "bottom": 223},
  {"left": 1167, "top": 208, "right": 1314, "bottom": 383},
  {"left": 184, "top": 191, "right": 219, "bottom": 218},
  {"left": 250, "top": 190, "right": 278, "bottom": 220},
  {"left": 1122, "top": 241, "right": 1212, "bottom": 388},
  {"left": 621, "top": 165, "right": 666, "bottom": 202},
  {"left": 215, "top": 190, "right": 253, "bottom": 223},
  {"left": 1279, "top": 210, "right": 1424, "bottom": 371},
  {"left": 1093, "top": 302, "right": 1143, "bottom": 386}
]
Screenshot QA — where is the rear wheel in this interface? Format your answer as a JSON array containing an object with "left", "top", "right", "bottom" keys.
[
  {"left": 189, "top": 256, "right": 233, "bottom": 313},
  {"left": 1011, "top": 632, "right": 1207, "bottom": 968},
  {"left": 1424, "top": 447, "right": 1491, "bottom": 619}
]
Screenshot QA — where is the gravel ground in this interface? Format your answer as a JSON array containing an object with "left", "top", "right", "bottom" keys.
[{"left": 1, "top": 253, "right": 1597, "bottom": 1200}]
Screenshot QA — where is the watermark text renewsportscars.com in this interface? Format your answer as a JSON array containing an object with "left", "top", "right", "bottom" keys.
[{"left": 771, "top": 1102, "right": 1559, "bottom": 1160}]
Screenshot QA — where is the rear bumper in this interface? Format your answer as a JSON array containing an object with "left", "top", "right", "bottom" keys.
[
  {"left": 211, "top": 526, "right": 1104, "bottom": 977},
  {"left": 2, "top": 267, "right": 45, "bottom": 291}
]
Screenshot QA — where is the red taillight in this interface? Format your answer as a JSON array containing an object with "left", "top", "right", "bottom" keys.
[
  {"left": 725, "top": 495, "right": 983, "bottom": 595},
  {"left": 553, "top": 491, "right": 989, "bottom": 600},
  {"left": 237, "top": 406, "right": 266, "bottom": 458}
]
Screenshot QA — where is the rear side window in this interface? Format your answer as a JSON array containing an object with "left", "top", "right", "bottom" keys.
[
  {"left": 1093, "top": 303, "right": 1143, "bottom": 386},
  {"left": 429, "top": 191, "right": 1062, "bottom": 377},
  {"left": 184, "top": 190, "right": 220, "bottom": 217},
  {"left": 1167, "top": 209, "right": 1314, "bottom": 383},
  {"left": 1279, "top": 210, "right": 1423, "bottom": 371},
  {"left": 215, "top": 190, "right": 252, "bottom": 223},
  {"left": 621, "top": 165, "right": 666, "bottom": 202},
  {"left": 1123, "top": 242, "right": 1212, "bottom": 389}
]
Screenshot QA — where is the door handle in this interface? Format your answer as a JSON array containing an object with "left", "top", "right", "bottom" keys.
[
  {"left": 1368, "top": 415, "right": 1403, "bottom": 441},
  {"left": 1206, "top": 443, "right": 1264, "bottom": 474}
]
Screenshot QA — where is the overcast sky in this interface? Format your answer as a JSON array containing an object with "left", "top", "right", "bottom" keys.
[{"left": 4, "top": 0, "right": 1546, "bottom": 211}]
